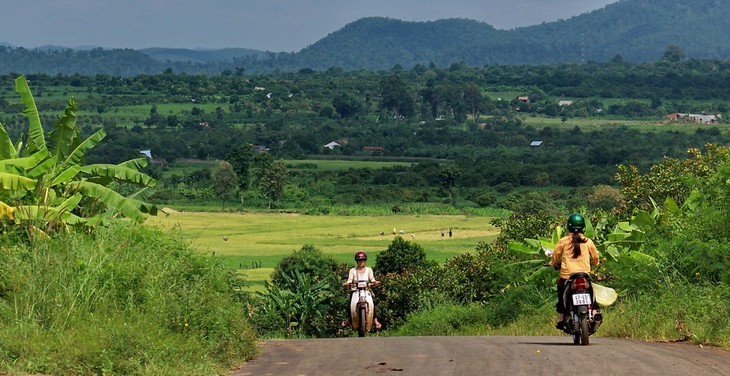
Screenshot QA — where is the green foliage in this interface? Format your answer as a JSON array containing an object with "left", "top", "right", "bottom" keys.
[
  {"left": 211, "top": 161, "right": 238, "bottom": 201},
  {"left": 0, "top": 76, "right": 157, "bottom": 238},
  {"left": 0, "top": 224, "right": 258, "bottom": 375},
  {"left": 438, "top": 243, "right": 512, "bottom": 304},
  {"left": 254, "top": 270, "right": 341, "bottom": 337},
  {"left": 374, "top": 236, "right": 431, "bottom": 275},
  {"left": 375, "top": 263, "right": 446, "bottom": 329},
  {"left": 615, "top": 144, "right": 730, "bottom": 211},
  {"left": 225, "top": 143, "right": 255, "bottom": 193},
  {"left": 271, "top": 245, "right": 342, "bottom": 287},
  {"left": 256, "top": 245, "right": 348, "bottom": 337},
  {"left": 491, "top": 212, "right": 561, "bottom": 252}
]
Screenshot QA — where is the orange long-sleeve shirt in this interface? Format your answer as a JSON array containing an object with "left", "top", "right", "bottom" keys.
[{"left": 549, "top": 233, "right": 600, "bottom": 279}]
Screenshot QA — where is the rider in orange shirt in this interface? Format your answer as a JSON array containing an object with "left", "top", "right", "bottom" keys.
[{"left": 549, "top": 213, "right": 600, "bottom": 329}]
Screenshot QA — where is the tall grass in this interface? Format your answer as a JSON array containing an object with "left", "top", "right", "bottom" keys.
[
  {"left": 0, "top": 223, "right": 258, "bottom": 376},
  {"left": 391, "top": 284, "right": 730, "bottom": 349}
]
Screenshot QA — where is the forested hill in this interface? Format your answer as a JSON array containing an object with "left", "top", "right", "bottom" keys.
[
  {"left": 291, "top": 0, "right": 730, "bottom": 69},
  {"left": 1, "top": 0, "right": 729, "bottom": 76}
]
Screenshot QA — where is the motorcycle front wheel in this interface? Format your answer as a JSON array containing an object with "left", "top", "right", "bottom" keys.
[{"left": 358, "top": 306, "right": 367, "bottom": 337}]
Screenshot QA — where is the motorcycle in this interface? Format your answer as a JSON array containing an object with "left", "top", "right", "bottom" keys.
[
  {"left": 347, "top": 280, "right": 376, "bottom": 337},
  {"left": 559, "top": 271, "right": 603, "bottom": 345}
]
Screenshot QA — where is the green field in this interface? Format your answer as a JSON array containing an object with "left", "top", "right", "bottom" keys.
[{"left": 146, "top": 211, "right": 499, "bottom": 290}]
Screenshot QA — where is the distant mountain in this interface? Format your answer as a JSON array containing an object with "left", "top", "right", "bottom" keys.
[
  {"left": 289, "top": 0, "right": 730, "bottom": 69},
  {"left": 140, "top": 47, "right": 267, "bottom": 63},
  {"left": 0, "top": 0, "right": 729, "bottom": 76}
]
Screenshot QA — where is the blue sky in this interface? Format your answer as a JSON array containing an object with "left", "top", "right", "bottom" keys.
[{"left": 1, "top": 0, "right": 617, "bottom": 52}]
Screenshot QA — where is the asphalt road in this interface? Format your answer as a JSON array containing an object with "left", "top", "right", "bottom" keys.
[{"left": 230, "top": 336, "right": 730, "bottom": 376}]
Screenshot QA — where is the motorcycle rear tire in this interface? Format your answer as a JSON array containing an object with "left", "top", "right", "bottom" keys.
[
  {"left": 580, "top": 315, "right": 590, "bottom": 346},
  {"left": 358, "top": 306, "right": 367, "bottom": 337}
]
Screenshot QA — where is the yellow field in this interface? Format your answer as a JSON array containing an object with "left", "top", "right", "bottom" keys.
[{"left": 146, "top": 210, "right": 500, "bottom": 289}]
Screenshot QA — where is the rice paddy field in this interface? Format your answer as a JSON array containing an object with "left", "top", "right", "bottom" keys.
[{"left": 146, "top": 210, "right": 500, "bottom": 290}]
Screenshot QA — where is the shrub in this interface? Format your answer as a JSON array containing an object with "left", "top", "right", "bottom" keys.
[
  {"left": 256, "top": 245, "right": 349, "bottom": 337},
  {"left": 374, "top": 236, "right": 432, "bottom": 275}
]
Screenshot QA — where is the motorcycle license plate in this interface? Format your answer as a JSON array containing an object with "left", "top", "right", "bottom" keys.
[
  {"left": 572, "top": 293, "right": 591, "bottom": 306},
  {"left": 358, "top": 290, "right": 367, "bottom": 298}
]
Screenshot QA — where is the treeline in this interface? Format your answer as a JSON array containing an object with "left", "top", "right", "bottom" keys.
[
  {"left": 2, "top": 0, "right": 730, "bottom": 75},
  {"left": 2, "top": 60, "right": 729, "bottom": 209}
]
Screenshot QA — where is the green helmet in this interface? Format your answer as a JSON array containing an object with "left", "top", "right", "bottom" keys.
[{"left": 567, "top": 213, "right": 586, "bottom": 232}]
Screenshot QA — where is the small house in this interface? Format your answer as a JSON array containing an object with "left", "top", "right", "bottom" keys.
[{"left": 530, "top": 141, "right": 544, "bottom": 147}]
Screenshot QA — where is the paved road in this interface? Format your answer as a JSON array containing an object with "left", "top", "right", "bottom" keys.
[{"left": 230, "top": 336, "right": 730, "bottom": 376}]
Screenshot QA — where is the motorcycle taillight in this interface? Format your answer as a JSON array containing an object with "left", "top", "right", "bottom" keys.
[{"left": 573, "top": 277, "right": 587, "bottom": 292}]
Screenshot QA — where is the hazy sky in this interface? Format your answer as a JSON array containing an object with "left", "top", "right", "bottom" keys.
[{"left": 1, "top": 0, "right": 618, "bottom": 52}]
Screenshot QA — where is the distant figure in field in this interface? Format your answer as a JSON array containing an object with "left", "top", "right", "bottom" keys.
[
  {"left": 379, "top": 231, "right": 384, "bottom": 236},
  {"left": 441, "top": 229, "right": 445, "bottom": 237},
  {"left": 449, "top": 228, "right": 453, "bottom": 237},
  {"left": 392, "top": 228, "right": 397, "bottom": 235},
  {"left": 411, "top": 234, "right": 416, "bottom": 239},
  {"left": 223, "top": 236, "right": 229, "bottom": 242},
  {"left": 399, "top": 229, "right": 405, "bottom": 235}
]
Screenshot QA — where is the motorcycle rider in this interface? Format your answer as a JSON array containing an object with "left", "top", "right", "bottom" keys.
[
  {"left": 342, "top": 251, "right": 381, "bottom": 329},
  {"left": 549, "top": 213, "right": 600, "bottom": 330}
]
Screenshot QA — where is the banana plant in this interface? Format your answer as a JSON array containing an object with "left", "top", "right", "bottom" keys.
[{"left": 0, "top": 76, "right": 157, "bottom": 237}]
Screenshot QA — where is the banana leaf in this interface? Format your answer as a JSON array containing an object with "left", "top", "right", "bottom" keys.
[
  {"left": 0, "top": 172, "right": 36, "bottom": 191},
  {"left": 68, "top": 181, "right": 147, "bottom": 223},
  {"left": 0, "top": 200, "right": 14, "bottom": 219},
  {"left": 119, "top": 158, "right": 149, "bottom": 170},
  {"left": 0, "top": 123, "right": 16, "bottom": 159},
  {"left": 27, "top": 155, "right": 57, "bottom": 178},
  {"left": 49, "top": 97, "right": 79, "bottom": 161},
  {"left": 12, "top": 204, "right": 83, "bottom": 226},
  {"left": 80, "top": 164, "right": 157, "bottom": 187},
  {"left": 50, "top": 165, "right": 81, "bottom": 187},
  {"left": 0, "top": 149, "right": 48, "bottom": 172},
  {"left": 15, "top": 76, "right": 46, "bottom": 154},
  {"left": 62, "top": 129, "right": 106, "bottom": 168}
]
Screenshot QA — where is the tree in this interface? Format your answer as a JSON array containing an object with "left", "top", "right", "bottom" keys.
[
  {"left": 332, "top": 93, "right": 362, "bottom": 118},
  {"left": 254, "top": 156, "right": 287, "bottom": 209},
  {"left": 379, "top": 74, "right": 415, "bottom": 125},
  {"left": 374, "top": 236, "right": 430, "bottom": 275},
  {"left": 225, "top": 143, "right": 255, "bottom": 203},
  {"left": 463, "top": 84, "right": 485, "bottom": 122},
  {"left": 439, "top": 164, "right": 461, "bottom": 204},
  {"left": 211, "top": 161, "right": 238, "bottom": 205}
]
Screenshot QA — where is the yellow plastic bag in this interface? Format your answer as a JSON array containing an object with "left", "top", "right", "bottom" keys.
[{"left": 593, "top": 283, "right": 617, "bottom": 307}]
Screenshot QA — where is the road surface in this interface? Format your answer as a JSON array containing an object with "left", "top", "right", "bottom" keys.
[{"left": 230, "top": 336, "right": 730, "bottom": 376}]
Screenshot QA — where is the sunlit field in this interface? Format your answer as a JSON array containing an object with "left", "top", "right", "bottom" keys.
[{"left": 146, "top": 211, "right": 500, "bottom": 290}]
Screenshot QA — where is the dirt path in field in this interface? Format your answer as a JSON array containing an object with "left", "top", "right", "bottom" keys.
[{"left": 229, "top": 336, "right": 730, "bottom": 376}]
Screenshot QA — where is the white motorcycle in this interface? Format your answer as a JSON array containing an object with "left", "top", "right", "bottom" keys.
[{"left": 347, "top": 280, "right": 376, "bottom": 337}]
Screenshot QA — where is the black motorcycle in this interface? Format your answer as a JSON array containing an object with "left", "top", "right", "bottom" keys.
[{"left": 560, "top": 272, "right": 603, "bottom": 345}]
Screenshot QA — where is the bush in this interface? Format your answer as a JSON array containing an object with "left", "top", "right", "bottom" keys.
[
  {"left": 374, "top": 236, "right": 432, "bottom": 275},
  {"left": 255, "top": 245, "right": 349, "bottom": 337},
  {"left": 0, "top": 223, "right": 258, "bottom": 376},
  {"left": 271, "top": 245, "right": 342, "bottom": 287}
]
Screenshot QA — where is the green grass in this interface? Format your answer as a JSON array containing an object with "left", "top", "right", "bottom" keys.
[
  {"left": 0, "top": 223, "right": 258, "bottom": 375},
  {"left": 146, "top": 211, "right": 500, "bottom": 289}
]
